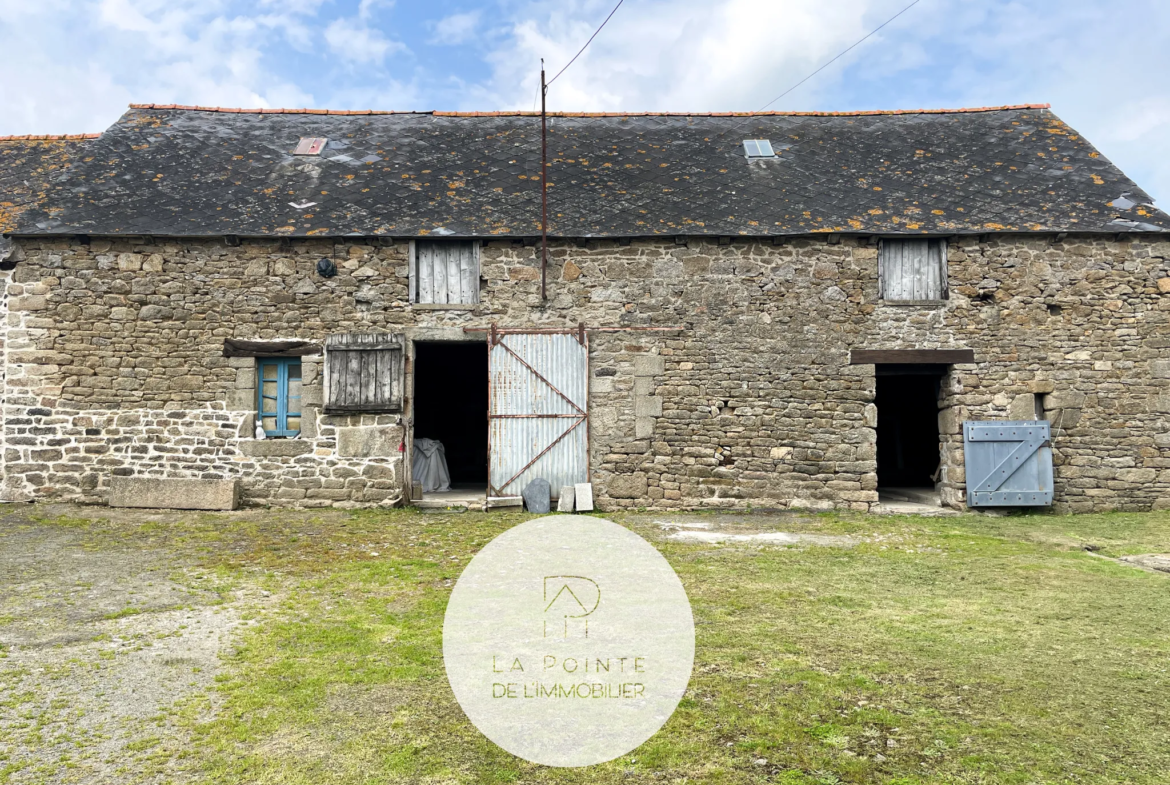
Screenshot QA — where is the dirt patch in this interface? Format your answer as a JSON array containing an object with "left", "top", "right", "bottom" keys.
[
  {"left": 653, "top": 515, "right": 858, "bottom": 546},
  {"left": 0, "top": 504, "right": 270, "bottom": 783},
  {"left": 1119, "top": 553, "right": 1170, "bottom": 574}
]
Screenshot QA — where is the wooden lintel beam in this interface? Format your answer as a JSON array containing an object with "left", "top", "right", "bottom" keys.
[{"left": 850, "top": 348, "right": 975, "bottom": 365}]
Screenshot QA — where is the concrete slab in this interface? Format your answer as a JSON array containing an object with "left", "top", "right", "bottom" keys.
[
  {"left": 879, "top": 487, "right": 942, "bottom": 506},
  {"left": 417, "top": 487, "right": 487, "bottom": 510},
  {"left": 108, "top": 477, "right": 240, "bottom": 511},
  {"left": 574, "top": 483, "right": 594, "bottom": 512}
]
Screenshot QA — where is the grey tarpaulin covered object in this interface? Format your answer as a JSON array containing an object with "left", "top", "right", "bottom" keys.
[{"left": 412, "top": 438, "right": 451, "bottom": 493}]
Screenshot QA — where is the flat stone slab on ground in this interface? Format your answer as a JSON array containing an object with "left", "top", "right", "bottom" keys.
[
  {"left": 523, "top": 478, "right": 551, "bottom": 514},
  {"left": 108, "top": 477, "right": 240, "bottom": 511},
  {"left": 557, "top": 485, "right": 575, "bottom": 512},
  {"left": 574, "top": 483, "right": 594, "bottom": 512}
]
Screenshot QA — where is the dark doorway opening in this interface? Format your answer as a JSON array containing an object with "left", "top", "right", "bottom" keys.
[
  {"left": 413, "top": 342, "right": 488, "bottom": 487},
  {"left": 875, "top": 365, "right": 944, "bottom": 489}
]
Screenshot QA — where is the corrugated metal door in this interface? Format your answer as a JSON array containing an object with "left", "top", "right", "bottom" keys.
[
  {"left": 488, "top": 332, "right": 588, "bottom": 498},
  {"left": 963, "top": 420, "right": 1054, "bottom": 506}
]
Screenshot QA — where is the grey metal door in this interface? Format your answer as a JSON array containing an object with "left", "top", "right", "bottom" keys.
[
  {"left": 963, "top": 420, "right": 1054, "bottom": 506},
  {"left": 488, "top": 331, "right": 589, "bottom": 498}
]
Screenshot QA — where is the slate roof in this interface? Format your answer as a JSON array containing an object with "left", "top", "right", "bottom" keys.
[
  {"left": 0, "top": 134, "right": 100, "bottom": 235},
  {"left": 4, "top": 104, "right": 1168, "bottom": 238}
]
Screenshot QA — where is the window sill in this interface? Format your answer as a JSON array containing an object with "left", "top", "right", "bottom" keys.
[
  {"left": 412, "top": 302, "right": 478, "bottom": 311},
  {"left": 879, "top": 299, "right": 949, "bottom": 307},
  {"left": 239, "top": 440, "right": 313, "bottom": 458}
]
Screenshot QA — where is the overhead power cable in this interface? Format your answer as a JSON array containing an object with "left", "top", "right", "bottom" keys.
[
  {"left": 539, "top": 0, "right": 626, "bottom": 299},
  {"left": 711, "top": 0, "right": 925, "bottom": 147},
  {"left": 540, "top": 0, "right": 627, "bottom": 298},
  {"left": 547, "top": 0, "right": 626, "bottom": 86},
  {"left": 755, "top": 0, "right": 923, "bottom": 112}
]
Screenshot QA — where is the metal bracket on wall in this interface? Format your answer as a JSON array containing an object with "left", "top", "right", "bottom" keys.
[{"left": 465, "top": 324, "right": 682, "bottom": 337}]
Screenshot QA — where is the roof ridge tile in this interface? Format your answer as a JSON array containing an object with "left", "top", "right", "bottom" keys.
[
  {"left": 125, "top": 102, "right": 1051, "bottom": 118},
  {"left": 0, "top": 133, "right": 101, "bottom": 141}
]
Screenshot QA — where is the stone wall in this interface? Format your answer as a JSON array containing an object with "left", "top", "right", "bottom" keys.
[
  {"left": 0, "top": 400, "right": 405, "bottom": 507},
  {"left": 2, "top": 233, "right": 1169, "bottom": 511}
]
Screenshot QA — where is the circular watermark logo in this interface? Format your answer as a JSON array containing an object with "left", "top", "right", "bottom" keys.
[{"left": 443, "top": 515, "right": 695, "bottom": 767}]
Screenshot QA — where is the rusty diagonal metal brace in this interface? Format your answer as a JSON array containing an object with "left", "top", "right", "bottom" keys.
[
  {"left": 494, "top": 336, "right": 584, "bottom": 415},
  {"left": 488, "top": 332, "right": 587, "bottom": 495}
]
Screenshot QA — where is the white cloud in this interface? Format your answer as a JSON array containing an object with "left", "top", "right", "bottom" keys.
[
  {"left": 430, "top": 10, "right": 481, "bottom": 45},
  {"left": 0, "top": 0, "right": 316, "bottom": 135},
  {"left": 258, "top": 0, "right": 327, "bottom": 13},
  {"left": 325, "top": 16, "right": 407, "bottom": 64},
  {"left": 358, "top": 0, "right": 394, "bottom": 20},
  {"left": 477, "top": 0, "right": 877, "bottom": 112}
]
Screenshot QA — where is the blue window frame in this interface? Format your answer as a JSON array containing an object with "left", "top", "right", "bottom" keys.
[{"left": 257, "top": 358, "right": 302, "bottom": 437}]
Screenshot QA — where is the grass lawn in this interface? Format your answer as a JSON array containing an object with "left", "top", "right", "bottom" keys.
[{"left": 4, "top": 506, "right": 1170, "bottom": 784}]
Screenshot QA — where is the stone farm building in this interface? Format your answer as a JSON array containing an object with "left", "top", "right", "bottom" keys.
[{"left": 1, "top": 102, "right": 1169, "bottom": 512}]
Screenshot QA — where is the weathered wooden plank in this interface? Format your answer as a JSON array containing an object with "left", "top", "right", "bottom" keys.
[
  {"left": 924, "top": 240, "right": 938, "bottom": 299},
  {"left": 324, "top": 333, "right": 405, "bottom": 413},
  {"left": 408, "top": 241, "right": 417, "bottom": 305},
  {"left": 365, "top": 349, "right": 378, "bottom": 405},
  {"left": 934, "top": 240, "right": 948, "bottom": 298},
  {"left": 345, "top": 349, "right": 362, "bottom": 406},
  {"left": 372, "top": 348, "right": 385, "bottom": 407},
  {"left": 884, "top": 240, "right": 901, "bottom": 299},
  {"left": 433, "top": 244, "right": 448, "bottom": 304},
  {"left": 446, "top": 244, "right": 460, "bottom": 303},
  {"left": 418, "top": 243, "right": 434, "bottom": 303},
  {"left": 391, "top": 348, "right": 402, "bottom": 404},
  {"left": 850, "top": 348, "right": 975, "bottom": 365},
  {"left": 327, "top": 351, "right": 343, "bottom": 408},
  {"left": 354, "top": 350, "right": 367, "bottom": 405},
  {"left": 461, "top": 243, "right": 478, "bottom": 304},
  {"left": 881, "top": 239, "right": 947, "bottom": 301}
]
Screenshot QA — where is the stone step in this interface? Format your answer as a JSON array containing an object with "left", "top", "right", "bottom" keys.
[{"left": 879, "top": 487, "right": 941, "bottom": 506}]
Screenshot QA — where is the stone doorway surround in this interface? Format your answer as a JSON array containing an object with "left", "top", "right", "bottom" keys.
[
  {"left": 403, "top": 327, "right": 487, "bottom": 505},
  {"left": 850, "top": 348, "right": 976, "bottom": 510}
]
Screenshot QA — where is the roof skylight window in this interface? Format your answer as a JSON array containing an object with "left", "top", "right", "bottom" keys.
[
  {"left": 293, "top": 137, "right": 328, "bottom": 156},
  {"left": 743, "top": 139, "right": 776, "bottom": 159}
]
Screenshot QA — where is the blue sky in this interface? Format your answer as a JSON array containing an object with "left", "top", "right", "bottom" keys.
[{"left": 3, "top": 0, "right": 1169, "bottom": 202}]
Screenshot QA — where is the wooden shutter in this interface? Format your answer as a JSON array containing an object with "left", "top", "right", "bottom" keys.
[
  {"left": 879, "top": 239, "right": 947, "bottom": 301},
  {"left": 412, "top": 240, "right": 479, "bottom": 304},
  {"left": 324, "top": 333, "right": 404, "bottom": 413},
  {"left": 963, "top": 420, "right": 1053, "bottom": 506}
]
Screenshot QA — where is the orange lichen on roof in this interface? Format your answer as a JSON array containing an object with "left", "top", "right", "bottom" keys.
[
  {"left": 128, "top": 103, "right": 1051, "bottom": 118},
  {"left": 0, "top": 136, "right": 97, "bottom": 233},
  {"left": 0, "top": 133, "right": 101, "bottom": 141}
]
